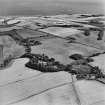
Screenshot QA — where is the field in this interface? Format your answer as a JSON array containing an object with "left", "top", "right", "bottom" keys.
[{"left": 0, "top": 14, "right": 105, "bottom": 105}]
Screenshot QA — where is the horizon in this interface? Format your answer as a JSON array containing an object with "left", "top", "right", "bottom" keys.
[{"left": 0, "top": 0, "right": 104, "bottom": 16}]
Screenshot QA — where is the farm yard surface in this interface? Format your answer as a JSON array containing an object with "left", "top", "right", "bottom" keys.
[{"left": 0, "top": 14, "right": 105, "bottom": 105}]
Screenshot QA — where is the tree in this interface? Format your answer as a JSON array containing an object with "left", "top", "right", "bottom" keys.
[
  {"left": 69, "top": 54, "right": 84, "bottom": 60},
  {"left": 84, "top": 30, "right": 90, "bottom": 36},
  {"left": 49, "top": 58, "right": 55, "bottom": 63},
  {"left": 53, "top": 61, "right": 60, "bottom": 66},
  {"left": 86, "top": 57, "right": 94, "bottom": 63},
  {"left": 97, "top": 30, "right": 104, "bottom": 40}
]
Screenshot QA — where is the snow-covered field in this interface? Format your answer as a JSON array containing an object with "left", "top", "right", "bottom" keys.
[
  {"left": 40, "top": 27, "right": 82, "bottom": 38},
  {"left": 0, "top": 58, "right": 105, "bottom": 105},
  {"left": 90, "top": 54, "right": 105, "bottom": 73},
  {"left": 31, "top": 38, "right": 102, "bottom": 64},
  {"left": 0, "top": 58, "right": 73, "bottom": 105},
  {"left": 75, "top": 80, "right": 105, "bottom": 105}
]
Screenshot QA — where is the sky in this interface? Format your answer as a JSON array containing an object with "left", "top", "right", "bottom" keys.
[{"left": 0, "top": 0, "right": 104, "bottom": 16}]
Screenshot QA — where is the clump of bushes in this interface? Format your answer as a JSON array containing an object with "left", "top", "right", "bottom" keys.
[{"left": 0, "top": 55, "right": 13, "bottom": 69}]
